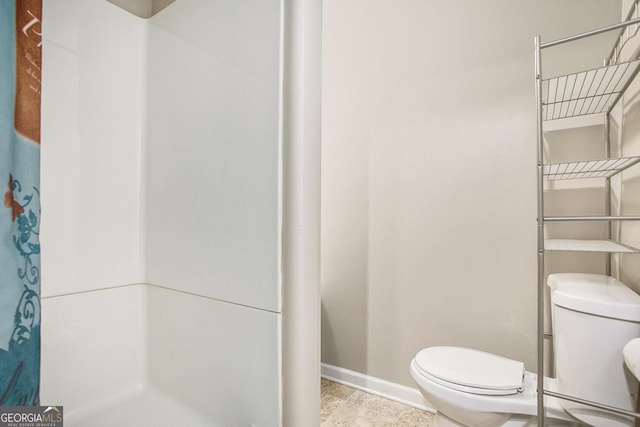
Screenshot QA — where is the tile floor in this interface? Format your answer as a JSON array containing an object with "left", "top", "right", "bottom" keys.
[{"left": 321, "top": 378, "right": 435, "bottom": 426}]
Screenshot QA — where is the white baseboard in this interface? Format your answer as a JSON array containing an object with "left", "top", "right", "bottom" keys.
[{"left": 321, "top": 363, "right": 436, "bottom": 413}]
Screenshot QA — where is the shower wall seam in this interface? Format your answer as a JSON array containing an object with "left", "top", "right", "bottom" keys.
[{"left": 41, "top": 282, "right": 282, "bottom": 314}]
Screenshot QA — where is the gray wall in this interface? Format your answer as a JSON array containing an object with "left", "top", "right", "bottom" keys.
[
  {"left": 321, "top": 0, "right": 622, "bottom": 387},
  {"left": 619, "top": 0, "right": 640, "bottom": 294}
]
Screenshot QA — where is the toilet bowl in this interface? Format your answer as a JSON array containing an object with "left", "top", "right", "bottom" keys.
[
  {"left": 410, "top": 347, "right": 575, "bottom": 427},
  {"left": 411, "top": 273, "right": 640, "bottom": 427}
]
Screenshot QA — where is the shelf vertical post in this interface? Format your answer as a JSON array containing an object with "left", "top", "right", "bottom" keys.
[
  {"left": 534, "top": 34, "right": 546, "bottom": 427},
  {"left": 604, "top": 114, "right": 612, "bottom": 276}
]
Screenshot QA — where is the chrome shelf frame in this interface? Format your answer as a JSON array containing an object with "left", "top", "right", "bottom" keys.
[
  {"left": 543, "top": 389, "right": 640, "bottom": 420},
  {"left": 608, "top": 0, "right": 640, "bottom": 64},
  {"left": 535, "top": 14, "right": 640, "bottom": 427},
  {"left": 544, "top": 215, "right": 640, "bottom": 221}
]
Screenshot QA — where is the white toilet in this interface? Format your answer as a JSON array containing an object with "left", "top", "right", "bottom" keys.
[{"left": 411, "top": 273, "right": 640, "bottom": 427}]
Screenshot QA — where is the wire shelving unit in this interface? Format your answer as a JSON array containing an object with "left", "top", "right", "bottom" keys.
[{"left": 535, "top": 6, "right": 640, "bottom": 425}]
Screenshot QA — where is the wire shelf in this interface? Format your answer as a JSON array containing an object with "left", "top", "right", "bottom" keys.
[
  {"left": 544, "top": 156, "right": 640, "bottom": 180},
  {"left": 542, "top": 59, "right": 640, "bottom": 120},
  {"left": 545, "top": 239, "right": 640, "bottom": 253}
]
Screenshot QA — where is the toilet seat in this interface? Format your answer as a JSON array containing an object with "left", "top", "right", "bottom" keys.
[{"left": 414, "top": 346, "right": 524, "bottom": 396}]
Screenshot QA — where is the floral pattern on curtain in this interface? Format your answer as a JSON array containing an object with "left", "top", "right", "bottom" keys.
[{"left": 0, "top": 0, "right": 42, "bottom": 406}]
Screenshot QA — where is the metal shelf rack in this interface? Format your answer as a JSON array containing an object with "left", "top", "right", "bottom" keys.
[{"left": 535, "top": 11, "right": 640, "bottom": 427}]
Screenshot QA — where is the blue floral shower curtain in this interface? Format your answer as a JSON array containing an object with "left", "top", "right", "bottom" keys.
[{"left": 0, "top": 0, "right": 42, "bottom": 406}]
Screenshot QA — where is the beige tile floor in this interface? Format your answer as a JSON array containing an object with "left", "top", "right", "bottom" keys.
[{"left": 321, "top": 378, "right": 434, "bottom": 426}]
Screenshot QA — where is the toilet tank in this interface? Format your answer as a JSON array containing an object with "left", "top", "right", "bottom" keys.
[{"left": 548, "top": 273, "right": 640, "bottom": 427}]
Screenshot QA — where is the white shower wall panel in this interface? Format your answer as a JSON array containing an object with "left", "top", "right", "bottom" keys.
[
  {"left": 39, "top": 0, "right": 294, "bottom": 424},
  {"left": 40, "top": 285, "right": 282, "bottom": 426},
  {"left": 144, "top": 0, "right": 283, "bottom": 312},
  {"left": 147, "top": 285, "right": 281, "bottom": 426},
  {"left": 40, "top": 0, "right": 145, "bottom": 296},
  {"left": 40, "top": 286, "right": 147, "bottom": 423}
]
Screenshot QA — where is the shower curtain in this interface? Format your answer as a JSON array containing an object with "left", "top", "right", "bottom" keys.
[{"left": 0, "top": 0, "right": 42, "bottom": 406}]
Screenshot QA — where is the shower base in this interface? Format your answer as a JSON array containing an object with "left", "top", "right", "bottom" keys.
[
  {"left": 66, "top": 386, "right": 216, "bottom": 427},
  {"left": 41, "top": 284, "right": 281, "bottom": 426}
]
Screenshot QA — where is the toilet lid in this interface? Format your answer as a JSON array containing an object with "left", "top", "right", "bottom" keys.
[{"left": 415, "top": 347, "right": 524, "bottom": 396}]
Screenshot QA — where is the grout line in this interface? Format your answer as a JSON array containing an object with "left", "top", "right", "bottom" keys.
[
  {"left": 41, "top": 283, "right": 143, "bottom": 299},
  {"left": 41, "top": 282, "right": 282, "bottom": 315}
]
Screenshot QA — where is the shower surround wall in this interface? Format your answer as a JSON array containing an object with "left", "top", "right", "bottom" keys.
[
  {"left": 40, "top": 1, "right": 147, "bottom": 421},
  {"left": 39, "top": 0, "right": 320, "bottom": 425},
  {"left": 144, "top": 2, "right": 283, "bottom": 422}
]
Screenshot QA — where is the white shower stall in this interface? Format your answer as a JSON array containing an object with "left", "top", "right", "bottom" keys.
[{"left": 38, "top": 0, "right": 320, "bottom": 425}]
